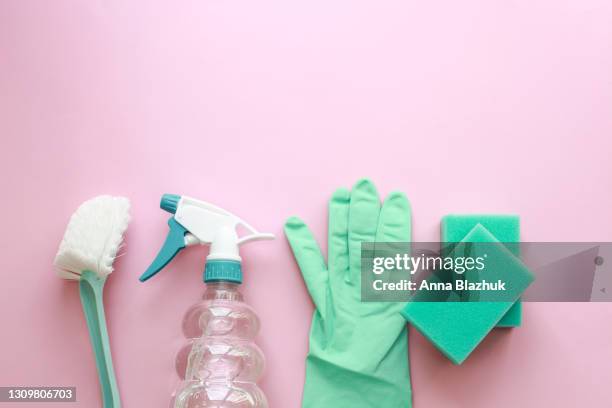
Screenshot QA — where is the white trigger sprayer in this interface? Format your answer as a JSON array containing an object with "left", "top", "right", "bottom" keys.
[
  {"left": 140, "top": 194, "right": 273, "bottom": 408},
  {"left": 140, "top": 194, "right": 273, "bottom": 281}
]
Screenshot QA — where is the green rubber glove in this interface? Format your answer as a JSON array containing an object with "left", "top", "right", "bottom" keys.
[{"left": 285, "top": 179, "right": 412, "bottom": 408}]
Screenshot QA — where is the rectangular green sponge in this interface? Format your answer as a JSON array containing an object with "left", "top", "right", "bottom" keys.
[
  {"left": 441, "top": 214, "right": 522, "bottom": 327},
  {"left": 401, "top": 221, "right": 533, "bottom": 364}
]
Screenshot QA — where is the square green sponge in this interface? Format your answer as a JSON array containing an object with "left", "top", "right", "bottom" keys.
[
  {"left": 401, "top": 224, "right": 534, "bottom": 364},
  {"left": 441, "top": 214, "right": 522, "bottom": 327}
]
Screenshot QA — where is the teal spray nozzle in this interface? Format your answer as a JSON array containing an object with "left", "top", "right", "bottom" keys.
[{"left": 140, "top": 194, "right": 274, "bottom": 283}]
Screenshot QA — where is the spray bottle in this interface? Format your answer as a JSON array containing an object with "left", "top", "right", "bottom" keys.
[{"left": 140, "top": 194, "right": 273, "bottom": 408}]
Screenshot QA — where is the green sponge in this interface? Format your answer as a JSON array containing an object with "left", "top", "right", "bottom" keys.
[
  {"left": 441, "top": 214, "right": 521, "bottom": 327},
  {"left": 401, "top": 224, "right": 534, "bottom": 364}
]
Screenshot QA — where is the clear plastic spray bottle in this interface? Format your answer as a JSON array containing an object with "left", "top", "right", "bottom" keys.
[{"left": 140, "top": 195, "right": 273, "bottom": 408}]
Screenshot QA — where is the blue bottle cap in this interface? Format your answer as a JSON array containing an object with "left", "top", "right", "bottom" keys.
[{"left": 204, "top": 260, "right": 242, "bottom": 284}]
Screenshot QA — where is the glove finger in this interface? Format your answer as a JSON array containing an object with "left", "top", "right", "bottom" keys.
[
  {"left": 327, "top": 188, "right": 350, "bottom": 293},
  {"left": 348, "top": 179, "right": 381, "bottom": 285},
  {"left": 376, "top": 191, "right": 412, "bottom": 242},
  {"left": 284, "top": 216, "right": 328, "bottom": 312},
  {"left": 372, "top": 192, "right": 412, "bottom": 293}
]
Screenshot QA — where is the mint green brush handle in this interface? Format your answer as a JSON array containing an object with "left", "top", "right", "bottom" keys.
[{"left": 79, "top": 270, "right": 121, "bottom": 408}]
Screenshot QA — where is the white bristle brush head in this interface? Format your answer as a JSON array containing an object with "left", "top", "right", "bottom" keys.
[{"left": 54, "top": 196, "right": 131, "bottom": 280}]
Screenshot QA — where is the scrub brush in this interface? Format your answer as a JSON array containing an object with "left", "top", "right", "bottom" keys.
[{"left": 54, "top": 196, "right": 130, "bottom": 408}]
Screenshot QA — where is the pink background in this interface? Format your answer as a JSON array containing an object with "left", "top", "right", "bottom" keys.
[{"left": 1, "top": 1, "right": 612, "bottom": 407}]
